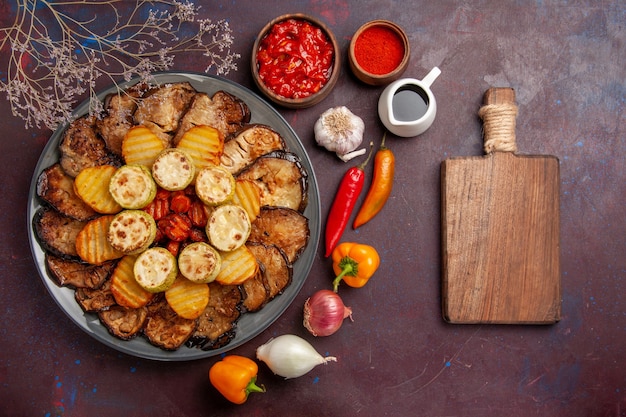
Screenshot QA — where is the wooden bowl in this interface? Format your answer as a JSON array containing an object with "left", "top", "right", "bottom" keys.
[
  {"left": 251, "top": 14, "right": 340, "bottom": 109},
  {"left": 349, "top": 20, "right": 410, "bottom": 86}
]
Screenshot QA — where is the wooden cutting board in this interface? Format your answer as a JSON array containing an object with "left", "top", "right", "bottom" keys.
[{"left": 441, "top": 87, "right": 561, "bottom": 324}]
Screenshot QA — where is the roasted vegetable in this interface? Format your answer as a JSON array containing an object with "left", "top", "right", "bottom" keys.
[
  {"left": 206, "top": 204, "right": 251, "bottom": 252},
  {"left": 220, "top": 124, "right": 285, "bottom": 175},
  {"left": 248, "top": 206, "right": 309, "bottom": 264},
  {"left": 247, "top": 242, "right": 292, "bottom": 300},
  {"left": 151, "top": 148, "right": 196, "bottom": 191},
  {"left": 33, "top": 207, "right": 86, "bottom": 259},
  {"left": 36, "top": 163, "right": 98, "bottom": 221},
  {"left": 107, "top": 210, "right": 157, "bottom": 254},
  {"left": 46, "top": 254, "right": 115, "bottom": 289},
  {"left": 237, "top": 151, "right": 308, "bottom": 212},
  {"left": 215, "top": 245, "right": 258, "bottom": 285},
  {"left": 143, "top": 297, "right": 198, "bottom": 350},
  {"left": 110, "top": 255, "right": 154, "bottom": 308},
  {"left": 186, "top": 282, "right": 242, "bottom": 350},
  {"left": 98, "top": 305, "right": 147, "bottom": 340},
  {"left": 109, "top": 165, "right": 157, "bottom": 209},
  {"left": 176, "top": 124, "right": 224, "bottom": 170},
  {"left": 74, "top": 279, "right": 116, "bottom": 312},
  {"left": 59, "top": 115, "right": 120, "bottom": 178},
  {"left": 74, "top": 165, "right": 123, "bottom": 214},
  {"left": 173, "top": 91, "right": 251, "bottom": 146},
  {"left": 121, "top": 125, "right": 166, "bottom": 168},
  {"left": 195, "top": 165, "right": 235, "bottom": 206},
  {"left": 165, "top": 276, "right": 210, "bottom": 319},
  {"left": 177, "top": 242, "right": 221, "bottom": 284},
  {"left": 75, "top": 215, "right": 125, "bottom": 265},
  {"left": 133, "top": 247, "right": 178, "bottom": 293}
]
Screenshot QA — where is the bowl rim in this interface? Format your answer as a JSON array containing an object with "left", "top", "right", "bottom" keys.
[
  {"left": 349, "top": 19, "right": 410, "bottom": 82},
  {"left": 251, "top": 13, "right": 340, "bottom": 108}
]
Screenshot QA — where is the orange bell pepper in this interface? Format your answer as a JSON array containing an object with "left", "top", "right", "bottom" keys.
[
  {"left": 331, "top": 242, "right": 380, "bottom": 291},
  {"left": 209, "top": 355, "right": 265, "bottom": 404}
]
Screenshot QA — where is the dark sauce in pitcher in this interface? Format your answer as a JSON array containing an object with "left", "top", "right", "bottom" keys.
[{"left": 392, "top": 85, "right": 429, "bottom": 121}]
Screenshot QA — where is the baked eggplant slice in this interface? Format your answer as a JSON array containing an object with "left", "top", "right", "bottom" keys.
[
  {"left": 220, "top": 124, "right": 286, "bottom": 176},
  {"left": 33, "top": 207, "right": 86, "bottom": 259},
  {"left": 237, "top": 151, "right": 308, "bottom": 212},
  {"left": 239, "top": 267, "right": 270, "bottom": 313},
  {"left": 98, "top": 305, "right": 147, "bottom": 341},
  {"left": 75, "top": 279, "right": 116, "bottom": 312},
  {"left": 133, "top": 82, "right": 197, "bottom": 147},
  {"left": 96, "top": 82, "right": 148, "bottom": 156},
  {"left": 36, "top": 163, "right": 98, "bottom": 221},
  {"left": 247, "top": 242, "right": 292, "bottom": 300},
  {"left": 143, "top": 297, "right": 198, "bottom": 351},
  {"left": 46, "top": 254, "right": 116, "bottom": 289},
  {"left": 186, "top": 282, "right": 242, "bottom": 350},
  {"left": 173, "top": 91, "right": 251, "bottom": 146},
  {"left": 248, "top": 206, "right": 310, "bottom": 264},
  {"left": 59, "top": 115, "right": 121, "bottom": 178}
]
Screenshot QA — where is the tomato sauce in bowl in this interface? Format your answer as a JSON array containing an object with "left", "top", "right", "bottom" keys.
[{"left": 252, "top": 14, "right": 340, "bottom": 108}]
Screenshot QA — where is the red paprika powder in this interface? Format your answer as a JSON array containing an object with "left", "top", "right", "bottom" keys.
[{"left": 354, "top": 25, "right": 405, "bottom": 75}]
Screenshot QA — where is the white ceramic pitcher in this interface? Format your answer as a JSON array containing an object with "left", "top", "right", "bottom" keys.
[{"left": 378, "top": 66, "right": 441, "bottom": 137}]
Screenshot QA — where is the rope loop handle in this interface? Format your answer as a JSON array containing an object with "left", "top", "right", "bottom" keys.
[{"left": 478, "top": 103, "right": 518, "bottom": 154}]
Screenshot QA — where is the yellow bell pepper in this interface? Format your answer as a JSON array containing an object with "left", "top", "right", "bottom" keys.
[
  {"left": 209, "top": 355, "right": 265, "bottom": 404},
  {"left": 331, "top": 242, "right": 380, "bottom": 291}
]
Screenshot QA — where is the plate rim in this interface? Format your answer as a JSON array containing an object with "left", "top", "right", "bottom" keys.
[{"left": 27, "top": 71, "right": 321, "bottom": 361}]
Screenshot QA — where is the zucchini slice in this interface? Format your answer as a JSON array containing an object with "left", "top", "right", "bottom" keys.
[
  {"left": 107, "top": 210, "right": 157, "bottom": 254},
  {"left": 177, "top": 242, "right": 221, "bottom": 284},
  {"left": 206, "top": 204, "right": 251, "bottom": 252},
  {"left": 133, "top": 247, "right": 178, "bottom": 293},
  {"left": 195, "top": 165, "right": 235, "bottom": 206},
  {"left": 109, "top": 165, "right": 157, "bottom": 209},
  {"left": 151, "top": 148, "right": 195, "bottom": 191}
]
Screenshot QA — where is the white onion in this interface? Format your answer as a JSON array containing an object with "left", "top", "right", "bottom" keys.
[{"left": 256, "top": 334, "right": 337, "bottom": 379}]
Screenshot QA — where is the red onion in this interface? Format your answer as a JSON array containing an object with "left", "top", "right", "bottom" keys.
[{"left": 303, "top": 289, "right": 353, "bottom": 336}]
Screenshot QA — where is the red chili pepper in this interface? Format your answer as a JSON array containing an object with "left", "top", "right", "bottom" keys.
[{"left": 325, "top": 142, "right": 374, "bottom": 257}]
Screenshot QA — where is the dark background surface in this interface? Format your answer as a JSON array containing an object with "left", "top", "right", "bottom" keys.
[{"left": 1, "top": 1, "right": 625, "bottom": 416}]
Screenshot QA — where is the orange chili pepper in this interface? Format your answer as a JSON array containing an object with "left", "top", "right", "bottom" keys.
[
  {"left": 209, "top": 355, "right": 265, "bottom": 404},
  {"left": 331, "top": 242, "right": 380, "bottom": 291},
  {"left": 353, "top": 132, "right": 395, "bottom": 229}
]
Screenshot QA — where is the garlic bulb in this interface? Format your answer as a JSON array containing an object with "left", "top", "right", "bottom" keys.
[
  {"left": 256, "top": 334, "right": 337, "bottom": 379},
  {"left": 314, "top": 106, "right": 365, "bottom": 160}
]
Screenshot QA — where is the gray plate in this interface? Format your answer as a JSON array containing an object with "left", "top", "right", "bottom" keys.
[{"left": 27, "top": 72, "right": 320, "bottom": 361}]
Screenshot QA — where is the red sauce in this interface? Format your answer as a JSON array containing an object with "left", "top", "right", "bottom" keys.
[
  {"left": 354, "top": 25, "right": 405, "bottom": 75},
  {"left": 256, "top": 18, "right": 334, "bottom": 99}
]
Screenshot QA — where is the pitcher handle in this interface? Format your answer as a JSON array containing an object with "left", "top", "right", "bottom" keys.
[{"left": 421, "top": 66, "right": 441, "bottom": 88}]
